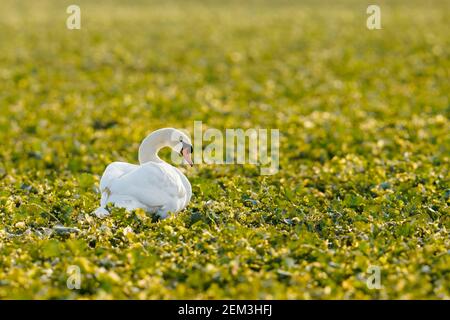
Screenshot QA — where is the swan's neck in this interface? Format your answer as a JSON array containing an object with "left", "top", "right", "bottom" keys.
[{"left": 138, "top": 129, "right": 175, "bottom": 164}]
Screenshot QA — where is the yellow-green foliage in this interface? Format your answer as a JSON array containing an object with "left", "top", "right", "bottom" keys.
[{"left": 0, "top": 0, "right": 448, "bottom": 299}]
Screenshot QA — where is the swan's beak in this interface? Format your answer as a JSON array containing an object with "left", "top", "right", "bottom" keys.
[{"left": 182, "top": 147, "right": 193, "bottom": 167}]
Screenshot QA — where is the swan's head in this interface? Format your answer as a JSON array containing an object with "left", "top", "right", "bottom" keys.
[
  {"left": 139, "top": 128, "right": 193, "bottom": 166},
  {"left": 170, "top": 129, "right": 194, "bottom": 167}
]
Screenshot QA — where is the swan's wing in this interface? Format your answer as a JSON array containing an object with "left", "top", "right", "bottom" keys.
[
  {"left": 109, "top": 162, "right": 187, "bottom": 210},
  {"left": 99, "top": 162, "right": 138, "bottom": 191},
  {"left": 98, "top": 162, "right": 138, "bottom": 208}
]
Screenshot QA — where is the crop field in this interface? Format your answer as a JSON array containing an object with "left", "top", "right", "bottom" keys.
[{"left": 0, "top": 0, "right": 448, "bottom": 299}]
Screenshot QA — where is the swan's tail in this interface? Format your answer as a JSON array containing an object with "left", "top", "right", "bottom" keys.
[
  {"left": 94, "top": 207, "right": 110, "bottom": 218},
  {"left": 93, "top": 188, "right": 111, "bottom": 218},
  {"left": 93, "top": 186, "right": 167, "bottom": 218}
]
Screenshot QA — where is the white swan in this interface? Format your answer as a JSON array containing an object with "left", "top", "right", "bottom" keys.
[{"left": 94, "top": 128, "right": 193, "bottom": 219}]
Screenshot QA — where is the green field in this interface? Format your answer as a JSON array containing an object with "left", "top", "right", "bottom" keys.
[{"left": 0, "top": 0, "right": 449, "bottom": 299}]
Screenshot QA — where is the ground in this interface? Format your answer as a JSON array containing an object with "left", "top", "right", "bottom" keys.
[{"left": 0, "top": 0, "right": 448, "bottom": 299}]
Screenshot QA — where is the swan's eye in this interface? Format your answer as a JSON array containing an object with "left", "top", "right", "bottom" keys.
[{"left": 180, "top": 142, "right": 193, "bottom": 155}]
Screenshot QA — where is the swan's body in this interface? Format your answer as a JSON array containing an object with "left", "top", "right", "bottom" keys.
[{"left": 94, "top": 128, "right": 193, "bottom": 219}]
